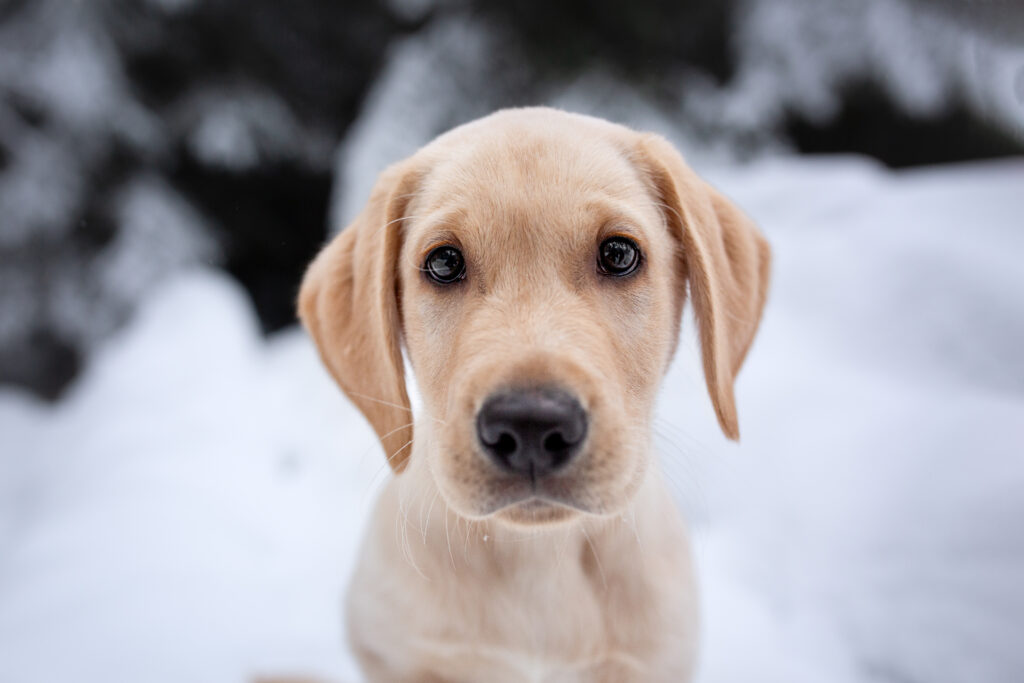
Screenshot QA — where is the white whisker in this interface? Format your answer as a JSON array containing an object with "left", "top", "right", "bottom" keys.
[{"left": 581, "top": 526, "right": 607, "bottom": 592}]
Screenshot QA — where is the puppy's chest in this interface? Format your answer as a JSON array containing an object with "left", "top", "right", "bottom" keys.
[
  {"left": 410, "top": 546, "right": 650, "bottom": 675},
  {"left": 461, "top": 556, "right": 608, "bottom": 650}
]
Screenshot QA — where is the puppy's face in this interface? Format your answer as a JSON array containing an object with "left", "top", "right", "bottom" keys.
[
  {"left": 300, "top": 109, "right": 769, "bottom": 528},
  {"left": 400, "top": 130, "right": 680, "bottom": 524}
]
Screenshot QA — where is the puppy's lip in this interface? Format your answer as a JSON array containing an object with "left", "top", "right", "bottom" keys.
[
  {"left": 487, "top": 494, "right": 567, "bottom": 520},
  {"left": 484, "top": 486, "right": 538, "bottom": 515},
  {"left": 492, "top": 493, "right": 588, "bottom": 527},
  {"left": 485, "top": 479, "right": 592, "bottom": 516},
  {"left": 509, "top": 497, "right": 555, "bottom": 512}
]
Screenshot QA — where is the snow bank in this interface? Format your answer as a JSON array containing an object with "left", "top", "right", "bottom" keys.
[
  {"left": 1, "top": 156, "right": 1023, "bottom": 682},
  {"left": 0, "top": 273, "right": 375, "bottom": 682}
]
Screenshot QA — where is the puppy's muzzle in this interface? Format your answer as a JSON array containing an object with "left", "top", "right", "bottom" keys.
[{"left": 476, "top": 388, "right": 588, "bottom": 480}]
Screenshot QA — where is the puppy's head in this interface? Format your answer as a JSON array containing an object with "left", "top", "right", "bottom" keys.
[{"left": 300, "top": 108, "right": 769, "bottom": 526}]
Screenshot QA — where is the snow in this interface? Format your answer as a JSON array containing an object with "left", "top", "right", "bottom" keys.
[
  {"left": 689, "top": 0, "right": 1024, "bottom": 144},
  {"left": 177, "top": 84, "right": 333, "bottom": 171},
  {"left": 0, "top": 0, "right": 216, "bottom": 390},
  {"left": 0, "top": 273, "right": 373, "bottom": 683},
  {"left": 331, "top": 15, "right": 511, "bottom": 228},
  {"left": 2, "top": 154, "right": 1022, "bottom": 682}
]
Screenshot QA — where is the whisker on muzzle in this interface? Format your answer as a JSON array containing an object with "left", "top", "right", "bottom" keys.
[{"left": 345, "top": 389, "right": 447, "bottom": 425}]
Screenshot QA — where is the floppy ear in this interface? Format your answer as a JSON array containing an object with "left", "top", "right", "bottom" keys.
[
  {"left": 637, "top": 135, "right": 771, "bottom": 440},
  {"left": 298, "top": 161, "right": 419, "bottom": 472}
]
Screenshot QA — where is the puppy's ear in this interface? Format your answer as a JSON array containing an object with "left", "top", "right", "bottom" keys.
[
  {"left": 637, "top": 135, "right": 771, "bottom": 440},
  {"left": 298, "top": 161, "right": 419, "bottom": 472}
]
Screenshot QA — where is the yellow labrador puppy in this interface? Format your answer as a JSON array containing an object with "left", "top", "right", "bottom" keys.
[{"left": 300, "top": 108, "right": 770, "bottom": 682}]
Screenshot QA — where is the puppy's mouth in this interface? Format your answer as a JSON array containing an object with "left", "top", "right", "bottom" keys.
[
  {"left": 498, "top": 496, "right": 578, "bottom": 525},
  {"left": 481, "top": 471, "right": 594, "bottom": 522}
]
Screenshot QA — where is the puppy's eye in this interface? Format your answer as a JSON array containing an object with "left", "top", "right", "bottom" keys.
[
  {"left": 598, "top": 236, "right": 641, "bottom": 277},
  {"left": 424, "top": 245, "right": 466, "bottom": 284}
]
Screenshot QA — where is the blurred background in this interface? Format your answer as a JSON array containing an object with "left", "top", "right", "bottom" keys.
[{"left": 1, "top": 1, "right": 1022, "bottom": 682}]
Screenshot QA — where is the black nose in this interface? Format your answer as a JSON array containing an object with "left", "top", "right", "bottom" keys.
[{"left": 476, "top": 388, "right": 588, "bottom": 479}]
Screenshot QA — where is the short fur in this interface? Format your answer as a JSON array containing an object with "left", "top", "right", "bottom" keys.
[{"left": 299, "top": 108, "right": 770, "bottom": 682}]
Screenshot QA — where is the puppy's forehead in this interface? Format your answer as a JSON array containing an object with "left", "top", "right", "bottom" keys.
[{"left": 411, "top": 118, "right": 654, "bottom": 229}]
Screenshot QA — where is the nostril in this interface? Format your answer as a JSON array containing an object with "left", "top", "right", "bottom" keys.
[
  {"left": 542, "top": 431, "right": 570, "bottom": 454},
  {"left": 492, "top": 432, "right": 518, "bottom": 457}
]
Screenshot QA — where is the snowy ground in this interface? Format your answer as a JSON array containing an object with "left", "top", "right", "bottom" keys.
[{"left": 1, "top": 155, "right": 1023, "bottom": 682}]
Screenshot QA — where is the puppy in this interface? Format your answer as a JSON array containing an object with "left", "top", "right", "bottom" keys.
[{"left": 299, "top": 107, "right": 770, "bottom": 682}]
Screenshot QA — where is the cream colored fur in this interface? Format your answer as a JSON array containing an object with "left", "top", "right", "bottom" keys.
[{"left": 299, "top": 107, "right": 770, "bottom": 682}]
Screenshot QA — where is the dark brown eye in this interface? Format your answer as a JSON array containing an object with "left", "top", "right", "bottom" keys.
[
  {"left": 598, "top": 236, "right": 641, "bottom": 276},
  {"left": 424, "top": 245, "right": 465, "bottom": 284}
]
